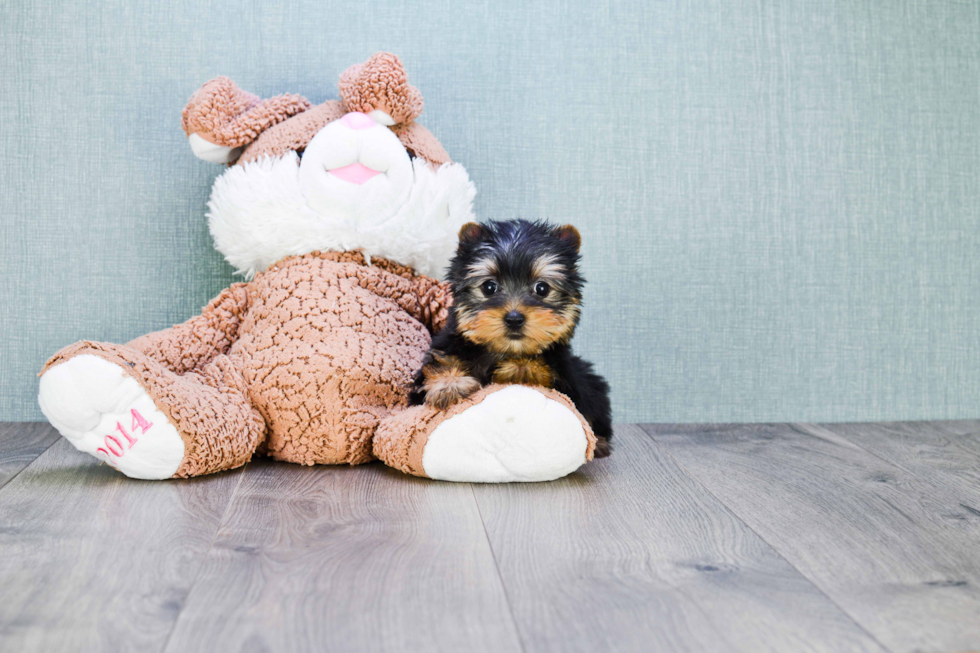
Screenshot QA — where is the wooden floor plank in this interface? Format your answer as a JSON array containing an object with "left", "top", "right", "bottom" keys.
[
  {"left": 0, "top": 439, "right": 244, "bottom": 653},
  {"left": 163, "top": 459, "right": 523, "bottom": 653},
  {"left": 802, "top": 421, "right": 980, "bottom": 499},
  {"left": 0, "top": 423, "right": 60, "bottom": 489},
  {"left": 471, "top": 425, "right": 887, "bottom": 653},
  {"left": 645, "top": 422, "right": 980, "bottom": 653}
]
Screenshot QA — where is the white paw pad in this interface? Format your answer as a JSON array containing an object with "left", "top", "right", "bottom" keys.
[
  {"left": 421, "top": 385, "right": 589, "bottom": 483},
  {"left": 38, "top": 355, "right": 184, "bottom": 479}
]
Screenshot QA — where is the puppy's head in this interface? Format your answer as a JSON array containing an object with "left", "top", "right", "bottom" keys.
[{"left": 447, "top": 219, "right": 584, "bottom": 355}]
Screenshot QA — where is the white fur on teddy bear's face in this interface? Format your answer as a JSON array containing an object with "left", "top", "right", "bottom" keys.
[
  {"left": 298, "top": 115, "right": 415, "bottom": 229},
  {"left": 206, "top": 115, "right": 476, "bottom": 281}
]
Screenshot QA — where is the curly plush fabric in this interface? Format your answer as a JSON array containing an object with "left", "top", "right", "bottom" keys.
[
  {"left": 237, "top": 100, "right": 347, "bottom": 165},
  {"left": 43, "top": 342, "right": 263, "bottom": 477},
  {"left": 372, "top": 384, "right": 597, "bottom": 478},
  {"left": 391, "top": 122, "right": 451, "bottom": 167},
  {"left": 339, "top": 52, "right": 424, "bottom": 126},
  {"left": 128, "top": 284, "right": 250, "bottom": 374},
  {"left": 41, "top": 252, "right": 453, "bottom": 476},
  {"left": 181, "top": 53, "right": 450, "bottom": 167},
  {"left": 181, "top": 76, "right": 311, "bottom": 148},
  {"left": 236, "top": 101, "right": 450, "bottom": 168}
]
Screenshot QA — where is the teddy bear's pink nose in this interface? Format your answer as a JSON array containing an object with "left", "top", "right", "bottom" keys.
[{"left": 341, "top": 112, "right": 376, "bottom": 130}]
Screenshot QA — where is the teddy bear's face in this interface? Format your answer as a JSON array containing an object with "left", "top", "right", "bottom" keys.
[
  {"left": 206, "top": 110, "right": 475, "bottom": 280},
  {"left": 298, "top": 112, "right": 414, "bottom": 229},
  {"left": 191, "top": 54, "right": 476, "bottom": 279}
]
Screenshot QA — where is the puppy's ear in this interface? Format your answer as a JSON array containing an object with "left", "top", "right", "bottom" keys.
[
  {"left": 554, "top": 224, "right": 581, "bottom": 252},
  {"left": 458, "top": 222, "right": 487, "bottom": 244}
]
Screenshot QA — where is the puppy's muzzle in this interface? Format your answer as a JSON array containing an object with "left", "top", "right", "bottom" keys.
[{"left": 504, "top": 310, "right": 526, "bottom": 335}]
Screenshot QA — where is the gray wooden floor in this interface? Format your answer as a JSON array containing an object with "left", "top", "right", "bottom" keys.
[{"left": 1, "top": 421, "right": 978, "bottom": 653}]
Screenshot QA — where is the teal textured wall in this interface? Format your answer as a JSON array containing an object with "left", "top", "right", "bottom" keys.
[{"left": 2, "top": 0, "right": 978, "bottom": 423}]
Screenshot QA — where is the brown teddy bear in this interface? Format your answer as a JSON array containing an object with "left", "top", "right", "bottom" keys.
[{"left": 38, "top": 53, "right": 596, "bottom": 482}]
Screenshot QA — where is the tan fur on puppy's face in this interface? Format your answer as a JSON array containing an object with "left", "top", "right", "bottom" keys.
[
  {"left": 456, "top": 301, "right": 580, "bottom": 355},
  {"left": 521, "top": 303, "right": 580, "bottom": 352}
]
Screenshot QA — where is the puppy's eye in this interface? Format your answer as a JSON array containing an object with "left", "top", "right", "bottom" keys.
[
  {"left": 480, "top": 280, "right": 499, "bottom": 296},
  {"left": 534, "top": 281, "right": 550, "bottom": 297}
]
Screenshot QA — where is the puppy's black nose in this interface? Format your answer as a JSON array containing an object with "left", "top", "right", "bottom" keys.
[{"left": 504, "top": 311, "right": 526, "bottom": 330}]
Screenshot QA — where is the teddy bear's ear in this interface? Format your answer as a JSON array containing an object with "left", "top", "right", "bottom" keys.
[
  {"left": 182, "top": 77, "right": 311, "bottom": 164},
  {"left": 339, "top": 52, "right": 424, "bottom": 127}
]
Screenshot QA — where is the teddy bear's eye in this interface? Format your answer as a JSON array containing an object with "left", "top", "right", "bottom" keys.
[{"left": 480, "top": 280, "right": 498, "bottom": 296}]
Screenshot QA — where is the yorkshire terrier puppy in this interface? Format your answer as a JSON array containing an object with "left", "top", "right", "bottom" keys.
[{"left": 410, "top": 219, "right": 613, "bottom": 457}]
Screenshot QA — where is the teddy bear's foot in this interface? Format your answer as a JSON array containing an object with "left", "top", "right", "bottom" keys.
[
  {"left": 38, "top": 355, "right": 185, "bottom": 479},
  {"left": 422, "top": 386, "right": 591, "bottom": 482},
  {"left": 374, "top": 385, "right": 596, "bottom": 483}
]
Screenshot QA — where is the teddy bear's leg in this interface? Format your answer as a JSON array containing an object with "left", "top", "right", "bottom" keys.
[
  {"left": 373, "top": 385, "right": 597, "bottom": 483},
  {"left": 39, "top": 342, "right": 265, "bottom": 480},
  {"left": 124, "top": 283, "right": 251, "bottom": 376}
]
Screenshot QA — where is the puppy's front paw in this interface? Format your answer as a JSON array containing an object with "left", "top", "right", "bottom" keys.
[
  {"left": 424, "top": 374, "right": 481, "bottom": 409},
  {"left": 421, "top": 354, "right": 481, "bottom": 410}
]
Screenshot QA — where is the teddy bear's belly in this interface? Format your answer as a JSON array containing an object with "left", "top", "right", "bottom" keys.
[{"left": 236, "top": 278, "right": 431, "bottom": 466}]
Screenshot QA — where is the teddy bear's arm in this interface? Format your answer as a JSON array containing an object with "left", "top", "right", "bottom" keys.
[
  {"left": 126, "top": 283, "right": 250, "bottom": 375},
  {"left": 408, "top": 275, "right": 453, "bottom": 334}
]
